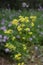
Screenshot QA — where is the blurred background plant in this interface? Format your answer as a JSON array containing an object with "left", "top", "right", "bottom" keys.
[{"left": 0, "top": 0, "right": 43, "bottom": 10}]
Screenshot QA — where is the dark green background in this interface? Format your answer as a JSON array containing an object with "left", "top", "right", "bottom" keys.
[{"left": 0, "top": 0, "right": 43, "bottom": 10}]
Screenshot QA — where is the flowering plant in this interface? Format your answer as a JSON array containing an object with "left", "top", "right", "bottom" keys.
[{"left": 0, "top": 12, "right": 43, "bottom": 64}]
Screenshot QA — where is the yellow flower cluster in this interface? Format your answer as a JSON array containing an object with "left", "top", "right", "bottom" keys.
[
  {"left": 18, "top": 62, "right": 24, "bottom": 65},
  {"left": 3, "top": 15, "right": 37, "bottom": 64},
  {"left": 11, "top": 15, "right": 37, "bottom": 33},
  {"left": 14, "top": 53, "right": 21, "bottom": 60},
  {"left": 5, "top": 43, "right": 16, "bottom": 51},
  {"left": 4, "top": 29, "right": 13, "bottom": 34},
  {"left": 30, "top": 16, "right": 37, "bottom": 27},
  {"left": 19, "top": 16, "right": 29, "bottom": 23}
]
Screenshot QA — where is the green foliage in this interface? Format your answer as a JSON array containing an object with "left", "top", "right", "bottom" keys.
[{"left": 0, "top": 10, "right": 43, "bottom": 64}]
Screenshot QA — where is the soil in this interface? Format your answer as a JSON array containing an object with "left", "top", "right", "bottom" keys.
[
  {"left": 0, "top": 46, "right": 43, "bottom": 65},
  {"left": 0, "top": 56, "right": 43, "bottom": 65}
]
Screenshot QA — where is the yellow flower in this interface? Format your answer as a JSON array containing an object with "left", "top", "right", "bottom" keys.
[
  {"left": 4, "top": 29, "right": 13, "bottom": 34},
  {"left": 17, "top": 57, "right": 21, "bottom": 60},
  {"left": 17, "top": 26, "right": 22, "bottom": 31},
  {"left": 15, "top": 53, "right": 21, "bottom": 60},
  {"left": 12, "top": 19, "right": 18, "bottom": 26},
  {"left": 30, "top": 16, "right": 36, "bottom": 19},
  {"left": 10, "top": 45, "right": 16, "bottom": 50},
  {"left": 5, "top": 43, "right": 16, "bottom": 51},
  {"left": 31, "top": 23, "right": 34, "bottom": 27},
  {"left": 20, "top": 17, "right": 25, "bottom": 22},
  {"left": 30, "top": 16, "right": 36, "bottom": 22},
  {"left": 18, "top": 53, "right": 21, "bottom": 56},
  {"left": 19, "top": 16, "right": 25, "bottom": 22},
  {"left": 12, "top": 36, "right": 16, "bottom": 41},
  {"left": 25, "top": 28, "right": 30, "bottom": 31},
  {"left": 25, "top": 17, "right": 29, "bottom": 22},
  {"left": 15, "top": 55, "right": 18, "bottom": 58},
  {"left": 5, "top": 43, "right": 9, "bottom": 47},
  {"left": 29, "top": 32, "right": 32, "bottom": 35}
]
